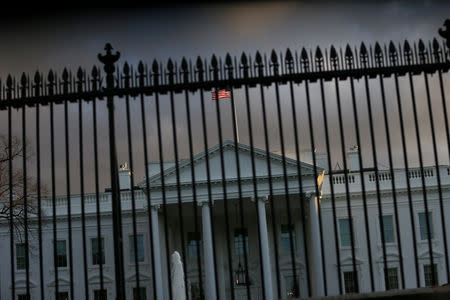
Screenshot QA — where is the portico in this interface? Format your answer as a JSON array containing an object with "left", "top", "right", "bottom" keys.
[{"left": 140, "top": 141, "right": 325, "bottom": 299}]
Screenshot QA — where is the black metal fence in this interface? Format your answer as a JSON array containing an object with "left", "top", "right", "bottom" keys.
[{"left": 1, "top": 19, "right": 450, "bottom": 300}]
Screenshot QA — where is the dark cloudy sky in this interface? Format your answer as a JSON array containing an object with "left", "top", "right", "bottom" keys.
[{"left": 0, "top": 2, "right": 449, "bottom": 195}]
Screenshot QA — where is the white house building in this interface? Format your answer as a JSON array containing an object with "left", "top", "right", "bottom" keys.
[{"left": 0, "top": 140, "right": 449, "bottom": 300}]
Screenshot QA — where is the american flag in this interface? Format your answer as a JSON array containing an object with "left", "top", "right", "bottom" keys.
[{"left": 211, "top": 88, "right": 231, "bottom": 100}]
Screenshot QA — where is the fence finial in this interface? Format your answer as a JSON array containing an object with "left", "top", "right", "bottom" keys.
[
  {"left": 438, "top": 19, "right": 450, "bottom": 53},
  {"left": 98, "top": 43, "right": 120, "bottom": 88}
]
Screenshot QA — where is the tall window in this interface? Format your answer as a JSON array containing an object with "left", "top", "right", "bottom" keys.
[
  {"left": 234, "top": 228, "right": 249, "bottom": 255},
  {"left": 384, "top": 267, "right": 399, "bottom": 290},
  {"left": 190, "top": 282, "right": 203, "bottom": 300},
  {"left": 94, "top": 289, "right": 107, "bottom": 300},
  {"left": 419, "top": 212, "right": 433, "bottom": 240},
  {"left": 381, "top": 215, "right": 394, "bottom": 243},
  {"left": 281, "top": 224, "right": 296, "bottom": 253},
  {"left": 133, "top": 287, "right": 146, "bottom": 300},
  {"left": 92, "top": 238, "right": 105, "bottom": 265},
  {"left": 285, "top": 275, "right": 299, "bottom": 298},
  {"left": 187, "top": 232, "right": 202, "bottom": 259},
  {"left": 424, "top": 264, "right": 438, "bottom": 286},
  {"left": 339, "top": 219, "right": 352, "bottom": 247},
  {"left": 343, "top": 271, "right": 358, "bottom": 293},
  {"left": 129, "top": 235, "right": 144, "bottom": 263},
  {"left": 57, "top": 291, "right": 69, "bottom": 300},
  {"left": 16, "top": 243, "right": 27, "bottom": 270},
  {"left": 56, "top": 240, "right": 67, "bottom": 268}
]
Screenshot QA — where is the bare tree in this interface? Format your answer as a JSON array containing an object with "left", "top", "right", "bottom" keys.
[{"left": 0, "top": 134, "right": 43, "bottom": 243}]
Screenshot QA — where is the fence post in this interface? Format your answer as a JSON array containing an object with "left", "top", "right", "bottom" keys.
[{"left": 98, "top": 43, "right": 125, "bottom": 300}]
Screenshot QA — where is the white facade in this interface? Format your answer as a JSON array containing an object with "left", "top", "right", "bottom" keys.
[{"left": 1, "top": 140, "right": 449, "bottom": 300}]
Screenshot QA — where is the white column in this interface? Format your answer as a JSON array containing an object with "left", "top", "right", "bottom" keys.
[
  {"left": 151, "top": 205, "right": 164, "bottom": 300},
  {"left": 201, "top": 201, "right": 217, "bottom": 300},
  {"left": 308, "top": 193, "right": 325, "bottom": 296},
  {"left": 256, "top": 196, "right": 274, "bottom": 299}
]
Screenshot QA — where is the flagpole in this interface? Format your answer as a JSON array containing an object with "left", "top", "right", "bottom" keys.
[{"left": 232, "top": 91, "right": 240, "bottom": 143}]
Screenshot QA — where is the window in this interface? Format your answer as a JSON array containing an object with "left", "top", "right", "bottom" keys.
[
  {"left": 92, "top": 238, "right": 105, "bottom": 265},
  {"left": 234, "top": 228, "right": 249, "bottom": 255},
  {"left": 384, "top": 267, "right": 399, "bottom": 290},
  {"left": 343, "top": 271, "right": 358, "bottom": 293},
  {"left": 129, "top": 235, "right": 144, "bottom": 263},
  {"left": 424, "top": 264, "right": 438, "bottom": 286},
  {"left": 381, "top": 215, "right": 394, "bottom": 243},
  {"left": 56, "top": 240, "right": 67, "bottom": 268},
  {"left": 94, "top": 289, "right": 107, "bottom": 300},
  {"left": 133, "top": 287, "right": 146, "bottom": 300},
  {"left": 57, "top": 292, "right": 69, "bottom": 300},
  {"left": 18, "top": 295, "right": 30, "bottom": 300},
  {"left": 190, "top": 282, "right": 203, "bottom": 300},
  {"left": 16, "top": 243, "right": 27, "bottom": 270},
  {"left": 339, "top": 219, "right": 352, "bottom": 247},
  {"left": 187, "top": 232, "right": 202, "bottom": 259},
  {"left": 285, "top": 275, "right": 299, "bottom": 298},
  {"left": 281, "top": 224, "right": 296, "bottom": 253},
  {"left": 419, "top": 212, "right": 433, "bottom": 240}
]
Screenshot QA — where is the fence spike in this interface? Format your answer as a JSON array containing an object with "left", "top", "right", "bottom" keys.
[
  {"left": 270, "top": 50, "right": 278, "bottom": 64},
  {"left": 62, "top": 68, "right": 69, "bottom": 82},
  {"left": 77, "top": 67, "right": 84, "bottom": 80},
  {"left": 438, "top": 19, "right": 450, "bottom": 51},
  {"left": 211, "top": 55, "right": 218, "bottom": 69},
  {"left": 404, "top": 40, "right": 412, "bottom": 64},
  {"left": 152, "top": 60, "right": 159, "bottom": 74},
  {"left": 374, "top": 42, "right": 383, "bottom": 66},
  {"left": 34, "top": 71, "right": 41, "bottom": 84},
  {"left": 432, "top": 38, "right": 441, "bottom": 61},
  {"left": 167, "top": 59, "right": 174, "bottom": 72},
  {"left": 196, "top": 56, "right": 203, "bottom": 71},
  {"left": 92, "top": 66, "right": 98, "bottom": 78},
  {"left": 345, "top": 44, "right": 353, "bottom": 68},
  {"left": 6, "top": 74, "right": 12, "bottom": 89},
  {"left": 330, "top": 46, "right": 339, "bottom": 70},
  {"left": 137, "top": 61, "right": 144, "bottom": 74},
  {"left": 123, "top": 62, "right": 130, "bottom": 75},
  {"left": 389, "top": 41, "right": 398, "bottom": 65},
  {"left": 240, "top": 52, "right": 248, "bottom": 67},
  {"left": 181, "top": 58, "right": 188, "bottom": 72}
]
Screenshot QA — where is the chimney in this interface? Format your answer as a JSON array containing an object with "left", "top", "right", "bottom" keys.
[
  {"left": 348, "top": 146, "right": 360, "bottom": 171},
  {"left": 119, "top": 162, "right": 131, "bottom": 190}
]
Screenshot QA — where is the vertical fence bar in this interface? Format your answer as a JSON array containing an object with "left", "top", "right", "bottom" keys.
[
  {"left": 345, "top": 45, "right": 376, "bottom": 292},
  {"left": 239, "top": 52, "right": 270, "bottom": 299},
  {"left": 285, "top": 49, "right": 313, "bottom": 297},
  {"left": 421, "top": 40, "right": 443, "bottom": 285},
  {"left": 362, "top": 53, "right": 390, "bottom": 291},
  {"left": 7, "top": 79, "right": 15, "bottom": 300},
  {"left": 123, "top": 63, "right": 141, "bottom": 291},
  {"left": 196, "top": 57, "right": 222, "bottom": 300},
  {"left": 406, "top": 45, "right": 435, "bottom": 287},
  {"left": 224, "top": 56, "right": 251, "bottom": 300},
  {"left": 64, "top": 82, "right": 75, "bottom": 300},
  {"left": 435, "top": 47, "right": 450, "bottom": 283},
  {"left": 93, "top": 95, "right": 105, "bottom": 293},
  {"left": 152, "top": 60, "right": 174, "bottom": 300},
  {"left": 255, "top": 51, "right": 282, "bottom": 298},
  {"left": 302, "top": 53, "right": 328, "bottom": 295},
  {"left": 98, "top": 43, "right": 125, "bottom": 299},
  {"left": 78, "top": 95, "right": 90, "bottom": 299},
  {"left": 391, "top": 54, "right": 420, "bottom": 289},
  {"left": 271, "top": 50, "right": 299, "bottom": 297},
  {"left": 166, "top": 59, "right": 189, "bottom": 300},
  {"left": 36, "top": 100, "right": 45, "bottom": 300},
  {"left": 137, "top": 61, "right": 159, "bottom": 300}
]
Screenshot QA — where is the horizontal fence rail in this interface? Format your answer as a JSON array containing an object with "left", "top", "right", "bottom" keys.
[{"left": 0, "top": 19, "right": 450, "bottom": 300}]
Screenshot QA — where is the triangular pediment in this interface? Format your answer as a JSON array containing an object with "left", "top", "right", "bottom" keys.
[{"left": 140, "top": 141, "right": 321, "bottom": 187}]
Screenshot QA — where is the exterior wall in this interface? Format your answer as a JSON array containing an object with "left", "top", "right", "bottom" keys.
[{"left": 1, "top": 165, "right": 449, "bottom": 299}]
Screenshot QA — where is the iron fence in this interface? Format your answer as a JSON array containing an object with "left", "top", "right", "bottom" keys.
[{"left": 0, "top": 19, "right": 450, "bottom": 300}]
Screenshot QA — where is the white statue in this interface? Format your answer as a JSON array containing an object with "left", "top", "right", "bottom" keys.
[{"left": 171, "top": 251, "right": 186, "bottom": 300}]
